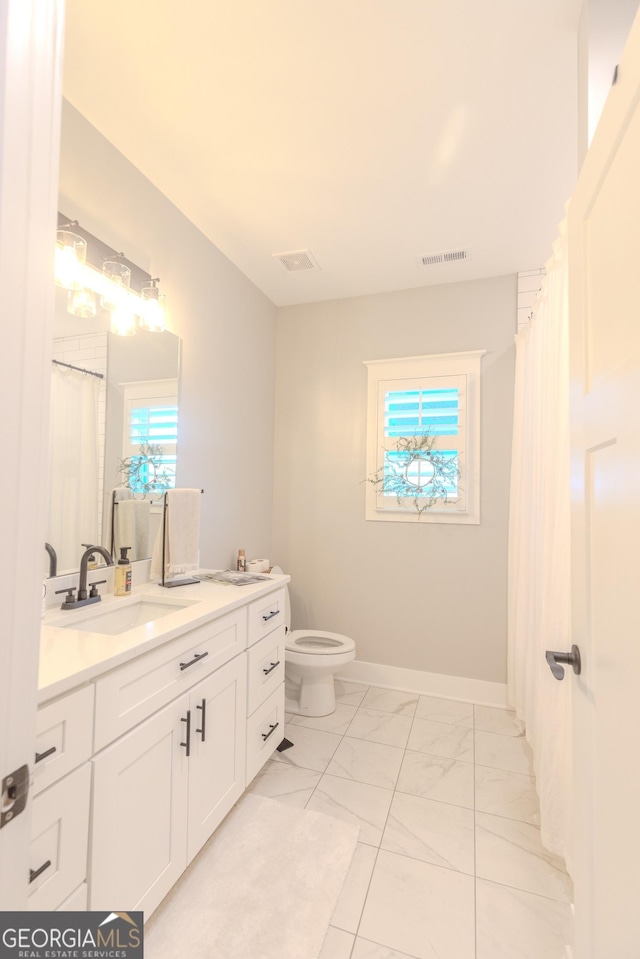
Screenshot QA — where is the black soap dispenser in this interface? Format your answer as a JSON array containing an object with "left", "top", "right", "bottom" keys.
[{"left": 114, "top": 546, "right": 132, "bottom": 596}]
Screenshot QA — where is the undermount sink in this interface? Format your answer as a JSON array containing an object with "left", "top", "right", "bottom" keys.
[{"left": 53, "top": 596, "right": 199, "bottom": 636}]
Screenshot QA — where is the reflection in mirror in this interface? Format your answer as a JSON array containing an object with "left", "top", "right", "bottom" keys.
[{"left": 47, "top": 290, "right": 180, "bottom": 574}]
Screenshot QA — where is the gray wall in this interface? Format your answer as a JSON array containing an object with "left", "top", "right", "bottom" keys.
[
  {"left": 58, "top": 101, "right": 278, "bottom": 569},
  {"left": 273, "top": 276, "right": 515, "bottom": 684}
]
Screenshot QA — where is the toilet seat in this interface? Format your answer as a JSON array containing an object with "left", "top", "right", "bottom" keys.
[{"left": 286, "top": 629, "right": 355, "bottom": 656}]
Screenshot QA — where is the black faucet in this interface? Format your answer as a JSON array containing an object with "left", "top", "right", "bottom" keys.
[
  {"left": 56, "top": 545, "right": 115, "bottom": 610},
  {"left": 44, "top": 542, "right": 57, "bottom": 578},
  {"left": 78, "top": 545, "right": 114, "bottom": 602}
]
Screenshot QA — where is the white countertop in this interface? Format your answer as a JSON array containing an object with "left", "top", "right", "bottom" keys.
[{"left": 38, "top": 571, "right": 289, "bottom": 704}]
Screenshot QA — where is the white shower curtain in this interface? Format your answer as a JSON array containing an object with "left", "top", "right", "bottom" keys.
[
  {"left": 47, "top": 365, "right": 101, "bottom": 572},
  {"left": 508, "top": 219, "right": 573, "bottom": 871}
]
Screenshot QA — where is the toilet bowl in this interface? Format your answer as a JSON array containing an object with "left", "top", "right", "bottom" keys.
[{"left": 271, "top": 568, "right": 356, "bottom": 717}]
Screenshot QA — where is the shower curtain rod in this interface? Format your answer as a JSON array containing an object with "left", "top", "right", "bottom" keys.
[{"left": 52, "top": 358, "right": 104, "bottom": 379}]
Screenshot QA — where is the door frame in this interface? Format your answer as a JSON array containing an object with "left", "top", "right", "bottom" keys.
[{"left": 0, "top": 0, "right": 65, "bottom": 907}]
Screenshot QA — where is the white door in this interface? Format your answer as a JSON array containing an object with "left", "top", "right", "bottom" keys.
[
  {"left": 568, "top": 8, "right": 640, "bottom": 957},
  {"left": 187, "top": 655, "right": 246, "bottom": 863},
  {"left": 0, "top": 0, "right": 65, "bottom": 907},
  {"left": 90, "top": 696, "right": 189, "bottom": 916}
]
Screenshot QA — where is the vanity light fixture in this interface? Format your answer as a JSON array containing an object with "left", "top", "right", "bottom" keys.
[
  {"left": 139, "top": 278, "right": 166, "bottom": 333},
  {"left": 54, "top": 228, "right": 87, "bottom": 290},
  {"left": 54, "top": 215, "right": 168, "bottom": 336}
]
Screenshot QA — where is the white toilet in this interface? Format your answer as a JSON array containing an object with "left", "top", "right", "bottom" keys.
[{"left": 272, "top": 568, "right": 356, "bottom": 717}]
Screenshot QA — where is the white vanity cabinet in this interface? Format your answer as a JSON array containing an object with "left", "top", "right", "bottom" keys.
[
  {"left": 37, "top": 576, "right": 287, "bottom": 919},
  {"left": 90, "top": 646, "right": 247, "bottom": 916}
]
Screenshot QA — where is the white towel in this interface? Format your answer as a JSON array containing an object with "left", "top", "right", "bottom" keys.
[
  {"left": 151, "top": 489, "right": 201, "bottom": 581},
  {"left": 103, "top": 487, "right": 133, "bottom": 556},
  {"left": 117, "top": 499, "right": 151, "bottom": 562}
]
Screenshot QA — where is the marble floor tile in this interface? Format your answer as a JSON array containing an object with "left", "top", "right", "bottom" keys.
[
  {"left": 381, "top": 792, "right": 475, "bottom": 875},
  {"left": 331, "top": 842, "right": 378, "bottom": 934},
  {"left": 359, "top": 850, "right": 475, "bottom": 959},
  {"left": 475, "top": 812, "right": 573, "bottom": 902},
  {"left": 346, "top": 707, "right": 413, "bottom": 748},
  {"left": 476, "top": 878, "right": 573, "bottom": 959},
  {"left": 271, "top": 723, "right": 342, "bottom": 773},
  {"left": 475, "top": 729, "right": 534, "bottom": 776},
  {"left": 319, "top": 926, "right": 356, "bottom": 959},
  {"left": 361, "top": 687, "right": 419, "bottom": 716},
  {"left": 306, "top": 774, "right": 394, "bottom": 846},
  {"left": 407, "top": 717, "right": 474, "bottom": 763},
  {"left": 245, "top": 759, "right": 322, "bottom": 808},
  {"left": 396, "top": 751, "right": 474, "bottom": 809},
  {"left": 335, "top": 680, "right": 370, "bottom": 706},
  {"left": 474, "top": 705, "right": 525, "bottom": 737},
  {"left": 327, "top": 737, "right": 405, "bottom": 790},
  {"left": 415, "top": 695, "right": 474, "bottom": 726},
  {"left": 475, "top": 765, "right": 540, "bottom": 825},
  {"left": 288, "top": 703, "right": 359, "bottom": 735},
  {"left": 352, "top": 939, "right": 420, "bottom": 959}
]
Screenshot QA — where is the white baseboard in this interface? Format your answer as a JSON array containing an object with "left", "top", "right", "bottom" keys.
[{"left": 337, "top": 659, "right": 508, "bottom": 708}]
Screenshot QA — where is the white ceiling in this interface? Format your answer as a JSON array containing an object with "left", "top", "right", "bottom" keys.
[{"left": 63, "top": 0, "right": 583, "bottom": 307}]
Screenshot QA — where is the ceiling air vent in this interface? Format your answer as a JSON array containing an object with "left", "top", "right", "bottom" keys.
[
  {"left": 273, "top": 249, "right": 320, "bottom": 272},
  {"left": 417, "top": 248, "right": 471, "bottom": 267}
]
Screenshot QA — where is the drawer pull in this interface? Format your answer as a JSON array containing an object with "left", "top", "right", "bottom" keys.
[
  {"left": 179, "top": 651, "right": 209, "bottom": 671},
  {"left": 262, "top": 661, "right": 281, "bottom": 676},
  {"left": 29, "top": 860, "right": 51, "bottom": 884},
  {"left": 181, "top": 710, "right": 191, "bottom": 757},
  {"left": 262, "top": 610, "right": 280, "bottom": 622},
  {"left": 34, "top": 746, "right": 57, "bottom": 764},
  {"left": 261, "top": 721, "right": 280, "bottom": 742},
  {"left": 196, "top": 698, "right": 206, "bottom": 743}
]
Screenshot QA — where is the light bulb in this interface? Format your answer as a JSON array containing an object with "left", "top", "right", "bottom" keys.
[
  {"left": 54, "top": 231, "right": 86, "bottom": 290},
  {"left": 101, "top": 259, "right": 131, "bottom": 310},
  {"left": 67, "top": 288, "right": 97, "bottom": 318},
  {"left": 140, "top": 279, "right": 166, "bottom": 332},
  {"left": 110, "top": 306, "right": 136, "bottom": 336}
]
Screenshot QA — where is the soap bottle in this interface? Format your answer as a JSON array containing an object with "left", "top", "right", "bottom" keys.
[
  {"left": 114, "top": 546, "right": 132, "bottom": 596},
  {"left": 236, "top": 548, "right": 246, "bottom": 572}
]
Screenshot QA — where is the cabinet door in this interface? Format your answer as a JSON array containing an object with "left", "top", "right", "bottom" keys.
[
  {"left": 90, "top": 695, "right": 189, "bottom": 917},
  {"left": 28, "top": 764, "right": 91, "bottom": 911},
  {"left": 187, "top": 655, "right": 247, "bottom": 863}
]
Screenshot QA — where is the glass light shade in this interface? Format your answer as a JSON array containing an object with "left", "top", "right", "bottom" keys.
[
  {"left": 54, "top": 231, "right": 87, "bottom": 290},
  {"left": 110, "top": 306, "right": 136, "bottom": 337},
  {"left": 67, "top": 288, "right": 97, "bottom": 318},
  {"left": 100, "top": 259, "right": 131, "bottom": 310},
  {"left": 140, "top": 281, "right": 166, "bottom": 332}
]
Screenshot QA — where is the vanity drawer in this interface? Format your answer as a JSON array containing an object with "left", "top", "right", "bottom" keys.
[
  {"left": 247, "top": 625, "right": 286, "bottom": 715},
  {"left": 246, "top": 684, "right": 286, "bottom": 784},
  {"left": 33, "top": 685, "right": 94, "bottom": 796},
  {"left": 247, "top": 588, "right": 286, "bottom": 647},
  {"left": 28, "top": 764, "right": 91, "bottom": 911},
  {"left": 94, "top": 609, "right": 246, "bottom": 750}
]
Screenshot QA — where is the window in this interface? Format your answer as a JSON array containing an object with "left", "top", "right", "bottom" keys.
[
  {"left": 122, "top": 379, "right": 178, "bottom": 496},
  {"left": 364, "top": 351, "right": 484, "bottom": 524}
]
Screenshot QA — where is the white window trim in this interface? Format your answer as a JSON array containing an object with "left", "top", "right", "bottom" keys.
[{"left": 364, "top": 350, "right": 485, "bottom": 525}]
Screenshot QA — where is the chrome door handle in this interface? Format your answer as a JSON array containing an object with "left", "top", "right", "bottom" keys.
[{"left": 546, "top": 645, "right": 581, "bottom": 681}]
